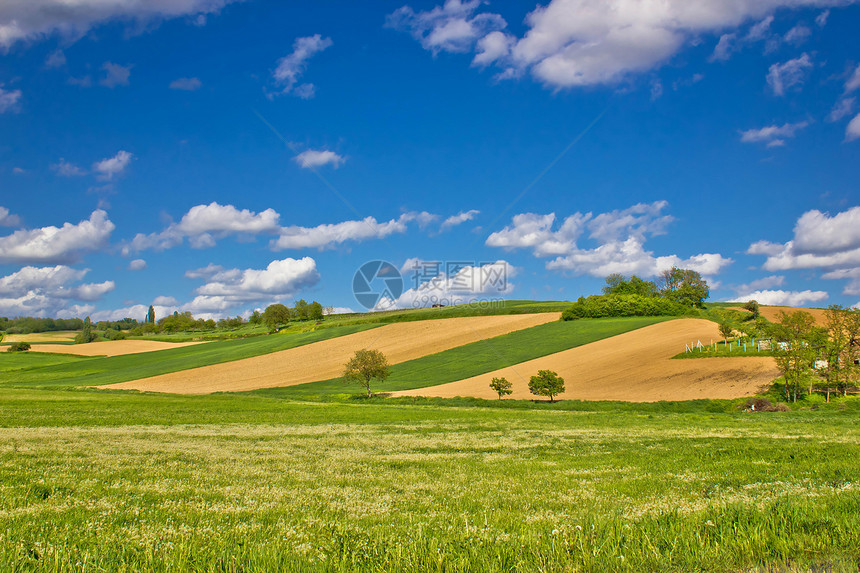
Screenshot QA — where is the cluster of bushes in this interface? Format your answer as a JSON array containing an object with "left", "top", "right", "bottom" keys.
[
  {"left": 6, "top": 342, "right": 31, "bottom": 352},
  {"left": 562, "top": 294, "right": 690, "bottom": 320},
  {"left": 743, "top": 398, "right": 790, "bottom": 412},
  {"left": 562, "top": 268, "right": 709, "bottom": 321}
]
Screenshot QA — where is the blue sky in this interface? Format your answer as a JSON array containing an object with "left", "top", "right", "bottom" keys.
[{"left": 1, "top": 0, "right": 859, "bottom": 320}]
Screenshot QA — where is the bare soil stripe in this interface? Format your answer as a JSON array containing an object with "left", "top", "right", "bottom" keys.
[{"left": 393, "top": 319, "right": 780, "bottom": 402}]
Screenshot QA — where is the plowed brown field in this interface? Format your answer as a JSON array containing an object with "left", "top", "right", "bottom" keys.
[
  {"left": 103, "top": 313, "right": 559, "bottom": 394},
  {"left": 393, "top": 319, "right": 779, "bottom": 402},
  {"left": 27, "top": 340, "right": 209, "bottom": 357},
  {"left": 756, "top": 305, "right": 828, "bottom": 325}
]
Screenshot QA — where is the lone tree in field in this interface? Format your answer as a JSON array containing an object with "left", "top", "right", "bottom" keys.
[
  {"left": 743, "top": 300, "right": 760, "bottom": 318},
  {"left": 489, "top": 376, "right": 513, "bottom": 400},
  {"left": 262, "top": 304, "right": 291, "bottom": 332},
  {"left": 718, "top": 322, "right": 734, "bottom": 341},
  {"left": 528, "top": 369, "right": 565, "bottom": 403},
  {"left": 147, "top": 305, "right": 156, "bottom": 324},
  {"left": 343, "top": 349, "right": 390, "bottom": 397}
]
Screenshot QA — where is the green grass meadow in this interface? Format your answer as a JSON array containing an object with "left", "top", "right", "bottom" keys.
[{"left": 1, "top": 309, "right": 858, "bottom": 571}]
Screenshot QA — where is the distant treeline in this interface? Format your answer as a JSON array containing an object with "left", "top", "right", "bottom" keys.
[{"left": 0, "top": 317, "right": 138, "bottom": 334}]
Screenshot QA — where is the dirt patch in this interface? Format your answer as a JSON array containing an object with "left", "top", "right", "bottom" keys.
[
  {"left": 393, "top": 319, "right": 780, "bottom": 402},
  {"left": 27, "top": 340, "right": 209, "bottom": 357},
  {"left": 731, "top": 305, "right": 829, "bottom": 326},
  {"left": 102, "top": 313, "right": 560, "bottom": 394}
]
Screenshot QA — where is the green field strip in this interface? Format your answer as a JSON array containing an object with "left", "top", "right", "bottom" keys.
[
  {"left": 258, "top": 316, "right": 671, "bottom": 397},
  {"left": 0, "top": 323, "right": 383, "bottom": 389}
]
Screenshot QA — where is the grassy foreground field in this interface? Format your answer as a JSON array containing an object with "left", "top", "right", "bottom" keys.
[{"left": 1, "top": 388, "right": 859, "bottom": 572}]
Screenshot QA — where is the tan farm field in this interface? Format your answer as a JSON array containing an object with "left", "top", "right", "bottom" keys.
[
  {"left": 104, "top": 313, "right": 559, "bottom": 394},
  {"left": 394, "top": 319, "right": 780, "bottom": 402},
  {"left": 757, "top": 305, "right": 829, "bottom": 325},
  {"left": 25, "top": 340, "right": 209, "bottom": 357},
  {"left": 3, "top": 331, "right": 77, "bottom": 344}
]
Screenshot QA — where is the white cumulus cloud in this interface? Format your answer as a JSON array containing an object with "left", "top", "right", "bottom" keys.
[
  {"left": 0, "top": 0, "right": 240, "bottom": 49},
  {"left": 487, "top": 201, "right": 732, "bottom": 279},
  {"left": 169, "top": 77, "right": 202, "bottom": 91},
  {"left": 390, "top": 0, "right": 848, "bottom": 90},
  {"left": 99, "top": 62, "right": 131, "bottom": 88},
  {"left": 0, "top": 206, "right": 21, "bottom": 227},
  {"left": 271, "top": 216, "right": 409, "bottom": 250},
  {"left": 0, "top": 265, "right": 115, "bottom": 317},
  {"left": 440, "top": 209, "right": 480, "bottom": 231},
  {"left": 0, "top": 86, "right": 22, "bottom": 113},
  {"left": 387, "top": 0, "right": 507, "bottom": 55},
  {"left": 846, "top": 113, "right": 860, "bottom": 142},
  {"left": 727, "top": 289, "right": 828, "bottom": 307},
  {"left": 739, "top": 121, "right": 808, "bottom": 147},
  {"left": 766, "top": 53, "right": 813, "bottom": 96},
  {"left": 293, "top": 149, "right": 345, "bottom": 169},
  {"left": 124, "top": 202, "right": 280, "bottom": 254},
  {"left": 378, "top": 260, "right": 515, "bottom": 310},
  {"left": 272, "top": 34, "right": 332, "bottom": 98},
  {"left": 747, "top": 206, "right": 860, "bottom": 296},
  {"left": 0, "top": 210, "right": 114, "bottom": 265},
  {"left": 185, "top": 257, "right": 320, "bottom": 313},
  {"left": 92, "top": 150, "right": 133, "bottom": 180}
]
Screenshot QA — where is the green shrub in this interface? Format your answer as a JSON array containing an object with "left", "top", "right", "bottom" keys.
[
  {"left": 6, "top": 342, "right": 31, "bottom": 352},
  {"left": 562, "top": 294, "right": 688, "bottom": 320},
  {"left": 105, "top": 329, "right": 127, "bottom": 341}
]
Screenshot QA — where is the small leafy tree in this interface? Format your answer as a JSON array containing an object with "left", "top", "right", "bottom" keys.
[
  {"left": 263, "top": 304, "right": 291, "bottom": 332},
  {"left": 718, "top": 322, "right": 734, "bottom": 341},
  {"left": 743, "top": 300, "right": 760, "bottom": 318},
  {"left": 293, "top": 299, "right": 309, "bottom": 321},
  {"left": 75, "top": 317, "right": 97, "bottom": 344},
  {"left": 7, "top": 342, "right": 30, "bottom": 352},
  {"left": 249, "top": 310, "right": 262, "bottom": 325},
  {"left": 602, "top": 274, "right": 658, "bottom": 297},
  {"left": 309, "top": 301, "right": 324, "bottom": 321},
  {"left": 772, "top": 310, "right": 818, "bottom": 402},
  {"left": 528, "top": 369, "right": 565, "bottom": 403},
  {"left": 843, "top": 307, "right": 860, "bottom": 397},
  {"left": 819, "top": 305, "right": 849, "bottom": 401},
  {"left": 659, "top": 267, "right": 709, "bottom": 307},
  {"left": 489, "top": 376, "right": 513, "bottom": 400},
  {"left": 343, "top": 349, "right": 390, "bottom": 397}
]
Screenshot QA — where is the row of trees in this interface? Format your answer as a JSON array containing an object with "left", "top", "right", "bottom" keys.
[
  {"left": 259, "top": 300, "right": 328, "bottom": 331},
  {"left": 563, "top": 267, "right": 710, "bottom": 320},
  {"left": 769, "top": 306, "right": 860, "bottom": 402},
  {"left": 0, "top": 316, "right": 85, "bottom": 334},
  {"left": 490, "top": 370, "right": 566, "bottom": 402}
]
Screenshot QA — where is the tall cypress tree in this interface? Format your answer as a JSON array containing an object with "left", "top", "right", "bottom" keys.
[{"left": 147, "top": 305, "right": 156, "bottom": 324}]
